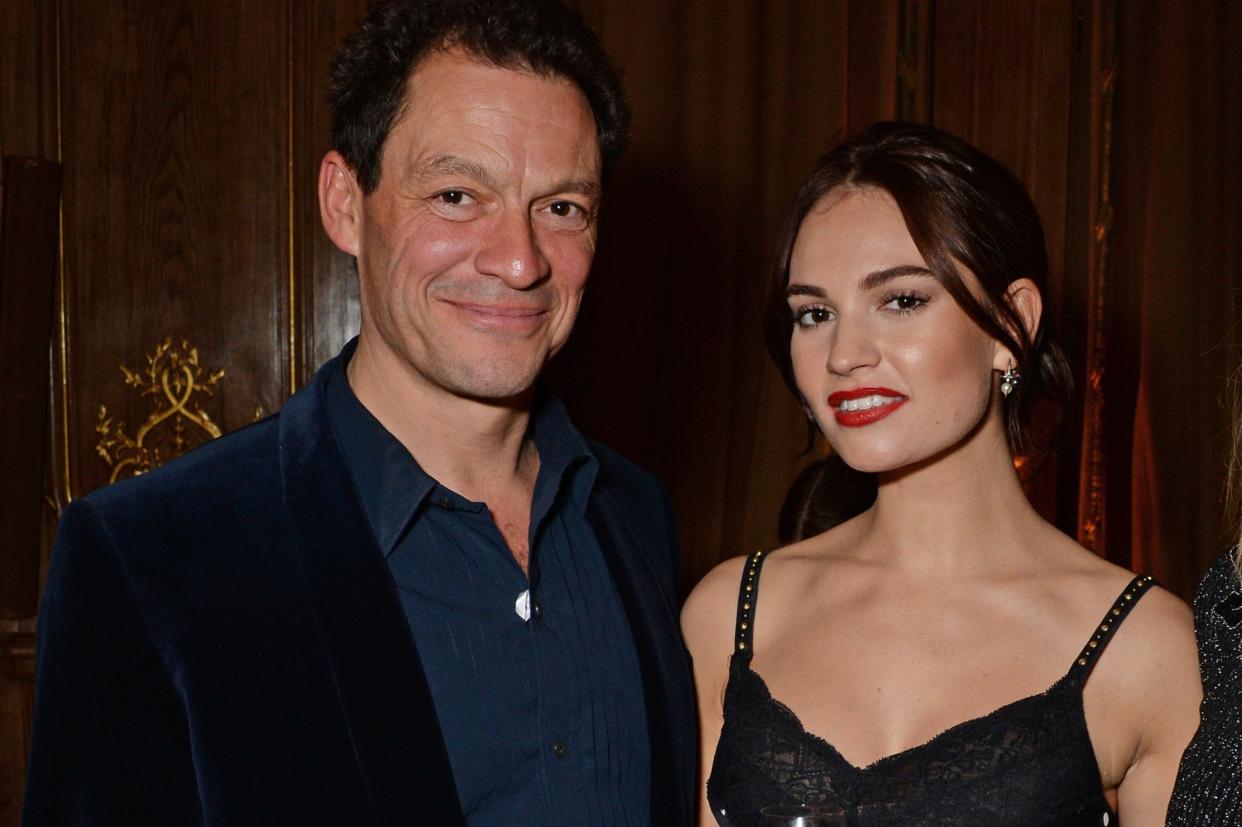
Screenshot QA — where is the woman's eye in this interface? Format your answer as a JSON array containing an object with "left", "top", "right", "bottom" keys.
[
  {"left": 794, "top": 306, "right": 832, "bottom": 327},
  {"left": 882, "top": 292, "right": 928, "bottom": 314}
]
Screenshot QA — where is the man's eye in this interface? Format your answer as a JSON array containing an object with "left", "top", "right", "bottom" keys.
[
  {"left": 437, "top": 190, "right": 469, "bottom": 205},
  {"left": 549, "top": 201, "right": 581, "bottom": 218}
]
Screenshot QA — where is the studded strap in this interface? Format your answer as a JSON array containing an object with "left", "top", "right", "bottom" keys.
[
  {"left": 733, "top": 550, "right": 767, "bottom": 660},
  {"left": 1067, "top": 574, "right": 1156, "bottom": 684}
]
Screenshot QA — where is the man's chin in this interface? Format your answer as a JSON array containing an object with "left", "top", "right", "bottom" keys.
[{"left": 440, "top": 365, "right": 544, "bottom": 407}]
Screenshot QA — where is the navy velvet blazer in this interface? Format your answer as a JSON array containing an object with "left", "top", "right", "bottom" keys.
[{"left": 23, "top": 356, "right": 697, "bottom": 826}]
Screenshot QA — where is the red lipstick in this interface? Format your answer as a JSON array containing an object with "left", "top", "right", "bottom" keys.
[{"left": 826, "top": 386, "right": 908, "bottom": 427}]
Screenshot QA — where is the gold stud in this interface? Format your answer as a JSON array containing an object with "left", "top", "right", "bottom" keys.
[
  {"left": 743, "top": 602, "right": 751, "bottom": 611},
  {"left": 1124, "top": 593, "right": 1133, "bottom": 600},
  {"left": 1078, "top": 657, "right": 1088, "bottom": 666},
  {"left": 1112, "top": 608, "right": 1121, "bottom": 616},
  {"left": 738, "top": 641, "right": 747, "bottom": 650},
  {"left": 1100, "top": 624, "right": 1109, "bottom": 632},
  {"left": 746, "top": 584, "right": 752, "bottom": 592},
  {"left": 749, "top": 568, "right": 756, "bottom": 577},
  {"left": 1088, "top": 640, "right": 1098, "bottom": 648},
  {"left": 741, "top": 622, "right": 748, "bottom": 630}
]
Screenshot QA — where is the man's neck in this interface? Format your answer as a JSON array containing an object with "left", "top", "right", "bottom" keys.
[{"left": 345, "top": 337, "right": 539, "bottom": 502}]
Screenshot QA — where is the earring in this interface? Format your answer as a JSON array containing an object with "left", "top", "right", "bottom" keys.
[{"left": 1000, "top": 362, "right": 1020, "bottom": 398}]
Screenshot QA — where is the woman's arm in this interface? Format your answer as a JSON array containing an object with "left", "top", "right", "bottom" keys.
[
  {"left": 1110, "top": 588, "right": 1202, "bottom": 825},
  {"left": 681, "top": 556, "right": 748, "bottom": 827}
]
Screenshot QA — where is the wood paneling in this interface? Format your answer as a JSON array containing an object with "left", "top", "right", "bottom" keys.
[
  {"left": 59, "top": 0, "right": 292, "bottom": 497},
  {"left": 0, "top": 157, "right": 62, "bottom": 620},
  {"left": 297, "top": 0, "right": 368, "bottom": 384},
  {"left": 0, "top": 0, "right": 57, "bottom": 163},
  {"left": 0, "top": 635, "right": 34, "bottom": 826},
  {"left": 0, "top": 4, "right": 59, "bottom": 824}
]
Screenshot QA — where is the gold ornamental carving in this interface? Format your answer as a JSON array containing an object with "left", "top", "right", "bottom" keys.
[{"left": 95, "top": 339, "right": 226, "bottom": 483}]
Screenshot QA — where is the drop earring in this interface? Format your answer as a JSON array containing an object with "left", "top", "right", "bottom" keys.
[{"left": 1000, "top": 362, "right": 1021, "bottom": 398}]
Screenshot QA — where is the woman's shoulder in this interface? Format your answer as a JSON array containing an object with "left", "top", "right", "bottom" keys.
[
  {"left": 1075, "top": 547, "right": 1199, "bottom": 757},
  {"left": 1062, "top": 539, "right": 1194, "bottom": 659},
  {"left": 681, "top": 553, "right": 752, "bottom": 656}
]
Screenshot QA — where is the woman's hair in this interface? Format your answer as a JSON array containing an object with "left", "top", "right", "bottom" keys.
[
  {"left": 764, "top": 122, "right": 1074, "bottom": 458},
  {"left": 778, "top": 456, "right": 876, "bottom": 544}
]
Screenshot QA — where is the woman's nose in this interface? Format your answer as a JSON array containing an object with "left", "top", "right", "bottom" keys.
[{"left": 826, "top": 317, "right": 880, "bottom": 375}]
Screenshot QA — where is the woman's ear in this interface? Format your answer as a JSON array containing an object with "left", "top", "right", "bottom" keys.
[
  {"left": 993, "top": 278, "right": 1043, "bottom": 370},
  {"left": 318, "top": 150, "right": 362, "bottom": 257}
]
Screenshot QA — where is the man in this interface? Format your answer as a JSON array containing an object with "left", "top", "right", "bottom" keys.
[{"left": 22, "top": 1, "right": 696, "bottom": 824}]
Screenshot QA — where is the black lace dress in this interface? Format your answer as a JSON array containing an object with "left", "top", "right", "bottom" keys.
[
  {"left": 1166, "top": 546, "right": 1242, "bottom": 826},
  {"left": 708, "top": 550, "right": 1154, "bottom": 827}
]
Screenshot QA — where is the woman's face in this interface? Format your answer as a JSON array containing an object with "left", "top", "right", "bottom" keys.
[{"left": 787, "top": 187, "right": 1007, "bottom": 473}]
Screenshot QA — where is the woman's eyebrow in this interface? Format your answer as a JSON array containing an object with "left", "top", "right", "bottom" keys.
[
  {"left": 785, "top": 283, "right": 826, "bottom": 299},
  {"left": 859, "top": 265, "right": 936, "bottom": 291},
  {"left": 786, "top": 265, "right": 935, "bottom": 300}
]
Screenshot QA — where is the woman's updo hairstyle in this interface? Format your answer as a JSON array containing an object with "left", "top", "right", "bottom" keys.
[{"left": 765, "top": 121, "right": 1074, "bottom": 459}]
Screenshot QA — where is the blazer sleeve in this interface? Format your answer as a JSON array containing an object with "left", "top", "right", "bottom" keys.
[{"left": 23, "top": 500, "right": 202, "bottom": 827}]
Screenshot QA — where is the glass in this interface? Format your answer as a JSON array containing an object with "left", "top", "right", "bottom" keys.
[{"left": 758, "top": 804, "right": 849, "bottom": 826}]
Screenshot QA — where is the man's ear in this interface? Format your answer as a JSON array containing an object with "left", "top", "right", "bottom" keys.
[
  {"left": 319, "top": 150, "right": 362, "bottom": 257},
  {"left": 993, "top": 277, "right": 1043, "bottom": 371}
]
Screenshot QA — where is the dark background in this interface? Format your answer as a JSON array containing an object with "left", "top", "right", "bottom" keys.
[{"left": 2, "top": 0, "right": 1240, "bottom": 820}]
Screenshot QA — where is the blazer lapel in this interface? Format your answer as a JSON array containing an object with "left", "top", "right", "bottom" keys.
[
  {"left": 588, "top": 488, "right": 696, "bottom": 826},
  {"left": 278, "top": 363, "right": 465, "bottom": 827}
]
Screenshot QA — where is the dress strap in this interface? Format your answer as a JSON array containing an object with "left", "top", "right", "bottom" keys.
[
  {"left": 733, "top": 550, "right": 768, "bottom": 660},
  {"left": 1066, "top": 574, "right": 1156, "bottom": 684}
]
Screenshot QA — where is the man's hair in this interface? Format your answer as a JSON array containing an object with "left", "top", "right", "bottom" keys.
[{"left": 327, "top": 0, "right": 631, "bottom": 194}]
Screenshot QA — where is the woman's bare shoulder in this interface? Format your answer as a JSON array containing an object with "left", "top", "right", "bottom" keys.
[{"left": 681, "top": 554, "right": 751, "bottom": 657}]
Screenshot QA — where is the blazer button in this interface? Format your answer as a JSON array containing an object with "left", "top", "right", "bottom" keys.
[{"left": 552, "top": 738, "right": 566, "bottom": 758}]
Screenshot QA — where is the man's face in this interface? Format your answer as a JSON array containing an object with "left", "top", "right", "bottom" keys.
[{"left": 327, "top": 49, "right": 602, "bottom": 402}]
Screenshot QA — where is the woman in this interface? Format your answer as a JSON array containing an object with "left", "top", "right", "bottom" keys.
[
  {"left": 682, "top": 123, "right": 1201, "bottom": 826},
  {"left": 1166, "top": 416, "right": 1242, "bottom": 822}
]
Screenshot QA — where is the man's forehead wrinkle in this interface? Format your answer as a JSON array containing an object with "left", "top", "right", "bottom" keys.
[{"left": 408, "top": 154, "right": 502, "bottom": 187}]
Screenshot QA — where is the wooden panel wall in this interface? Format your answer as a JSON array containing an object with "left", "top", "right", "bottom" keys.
[{"left": 0, "top": 1, "right": 58, "bottom": 820}]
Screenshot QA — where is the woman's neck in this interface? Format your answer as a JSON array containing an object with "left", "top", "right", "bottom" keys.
[{"left": 852, "top": 418, "right": 1049, "bottom": 577}]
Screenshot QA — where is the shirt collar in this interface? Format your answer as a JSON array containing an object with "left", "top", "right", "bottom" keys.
[{"left": 324, "top": 339, "right": 598, "bottom": 557}]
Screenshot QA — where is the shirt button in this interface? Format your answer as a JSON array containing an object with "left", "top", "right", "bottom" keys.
[
  {"left": 532, "top": 600, "right": 543, "bottom": 619},
  {"left": 551, "top": 738, "right": 566, "bottom": 758},
  {"left": 436, "top": 497, "right": 454, "bottom": 510}
]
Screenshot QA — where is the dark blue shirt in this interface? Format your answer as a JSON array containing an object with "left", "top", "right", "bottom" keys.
[{"left": 324, "top": 354, "right": 650, "bottom": 826}]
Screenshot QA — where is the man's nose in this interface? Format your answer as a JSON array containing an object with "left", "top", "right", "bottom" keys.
[
  {"left": 827, "top": 316, "right": 881, "bottom": 375},
  {"left": 474, "top": 209, "right": 550, "bottom": 289}
]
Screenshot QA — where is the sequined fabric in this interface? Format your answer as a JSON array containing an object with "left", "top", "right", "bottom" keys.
[{"left": 1167, "top": 546, "right": 1242, "bottom": 826}]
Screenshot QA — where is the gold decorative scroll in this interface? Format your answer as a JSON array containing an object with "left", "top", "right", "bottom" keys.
[{"left": 95, "top": 339, "right": 225, "bottom": 483}]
